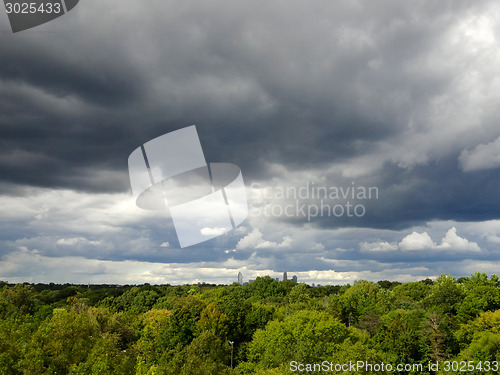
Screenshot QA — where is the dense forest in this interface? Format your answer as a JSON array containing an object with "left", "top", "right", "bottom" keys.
[{"left": 1, "top": 273, "right": 500, "bottom": 374}]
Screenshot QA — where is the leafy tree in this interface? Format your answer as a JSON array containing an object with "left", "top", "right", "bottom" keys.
[
  {"left": 246, "top": 277, "right": 286, "bottom": 301},
  {"left": 216, "top": 285, "right": 252, "bottom": 343},
  {"left": 245, "top": 310, "right": 349, "bottom": 370},
  {"left": 195, "top": 303, "right": 229, "bottom": 339},
  {"left": 2, "top": 276, "right": 500, "bottom": 375},
  {"left": 393, "top": 280, "right": 432, "bottom": 304},
  {"left": 68, "top": 332, "right": 135, "bottom": 375},
  {"left": 18, "top": 307, "right": 134, "bottom": 374},
  {"left": 334, "top": 330, "right": 393, "bottom": 375},
  {"left": 457, "top": 285, "right": 500, "bottom": 323},
  {"left": 177, "top": 330, "right": 231, "bottom": 375},
  {"left": 0, "top": 283, "right": 38, "bottom": 317},
  {"left": 288, "top": 283, "right": 310, "bottom": 304},
  {"left": 451, "top": 310, "right": 500, "bottom": 374},
  {"left": 456, "top": 331, "right": 500, "bottom": 365},
  {"left": 155, "top": 295, "right": 205, "bottom": 351},
  {"left": 329, "top": 281, "right": 381, "bottom": 325},
  {"left": 456, "top": 309, "right": 500, "bottom": 349},
  {"left": 375, "top": 309, "right": 426, "bottom": 364},
  {"left": 377, "top": 280, "right": 401, "bottom": 289},
  {"left": 358, "top": 311, "right": 382, "bottom": 336},
  {"left": 245, "top": 304, "right": 275, "bottom": 339},
  {"left": 423, "top": 274, "right": 464, "bottom": 315},
  {"left": 423, "top": 312, "right": 446, "bottom": 362},
  {"left": 110, "top": 286, "right": 161, "bottom": 314},
  {"left": 0, "top": 314, "right": 33, "bottom": 374}
]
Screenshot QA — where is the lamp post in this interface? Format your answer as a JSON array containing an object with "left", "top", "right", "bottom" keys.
[{"left": 229, "top": 341, "right": 234, "bottom": 369}]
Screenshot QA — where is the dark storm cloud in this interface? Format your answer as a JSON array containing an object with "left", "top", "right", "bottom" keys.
[
  {"left": 1, "top": 0, "right": 500, "bottom": 230},
  {"left": 299, "top": 155, "right": 500, "bottom": 230},
  {"left": 0, "top": 42, "right": 142, "bottom": 106}
]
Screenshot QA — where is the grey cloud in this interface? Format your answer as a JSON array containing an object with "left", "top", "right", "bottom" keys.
[
  {"left": 2, "top": 0, "right": 500, "bottom": 283},
  {"left": 459, "top": 137, "right": 500, "bottom": 172},
  {"left": 2, "top": 0, "right": 493, "bottom": 192}
]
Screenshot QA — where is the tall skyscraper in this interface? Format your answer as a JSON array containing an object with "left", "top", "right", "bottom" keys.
[
  {"left": 238, "top": 271, "right": 243, "bottom": 284},
  {"left": 283, "top": 271, "right": 288, "bottom": 281},
  {"left": 292, "top": 275, "right": 297, "bottom": 283}
]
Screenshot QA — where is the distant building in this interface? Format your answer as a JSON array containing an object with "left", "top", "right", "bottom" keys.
[
  {"left": 238, "top": 272, "right": 243, "bottom": 284},
  {"left": 275, "top": 278, "right": 279, "bottom": 282},
  {"left": 292, "top": 275, "right": 297, "bottom": 283},
  {"left": 283, "top": 271, "right": 288, "bottom": 281}
]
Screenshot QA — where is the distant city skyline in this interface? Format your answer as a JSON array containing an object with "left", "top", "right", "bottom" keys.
[{"left": 237, "top": 271, "right": 298, "bottom": 285}]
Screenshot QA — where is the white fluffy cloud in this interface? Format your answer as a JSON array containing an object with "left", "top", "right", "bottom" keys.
[
  {"left": 361, "top": 227, "right": 480, "bottom": 252},
  {"left": 399, "top": 227, "right": 479, "bottom": 252},
  {"left": 436, "top": 227, "right": 480, "bottom": 251},
  {"left": 235, "top": 228, "right": 292, "bottom": 250},
  {"left": 399, "top": 231, "right": 436, "bottom": 251}
]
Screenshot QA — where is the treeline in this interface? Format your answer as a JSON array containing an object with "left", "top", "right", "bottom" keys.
[{"left": 1, "top": 273, "right": 500, "bottom": 374}]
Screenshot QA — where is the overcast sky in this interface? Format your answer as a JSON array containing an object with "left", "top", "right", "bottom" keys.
[{"left": 2, "top": 0, "right": 500, "bottom": 285}]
